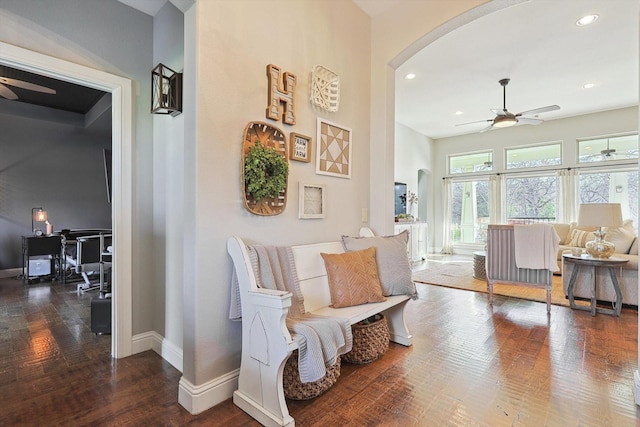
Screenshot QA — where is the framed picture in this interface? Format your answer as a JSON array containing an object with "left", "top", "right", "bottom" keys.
[
  {"left": 299, "top": 183, "right": 325, "bottom": 219},
  {"left": 289, "top": 132, "right": 312, "bottom": 162},
  {"left": 316, "top": 118, "right": 352, "bottom": 179}
]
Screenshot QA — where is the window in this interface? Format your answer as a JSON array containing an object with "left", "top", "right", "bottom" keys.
[
  {"left": 578, "top": 134, "right": 639, "bottom": 163},
  {"left": 506, "top": 174, "right": 558, "bottom": 223},
  {"left": 579, "top": 169, "right": 638, "bottom": 232},
  {"left": 505, "top": 142, "right": 562, "bottom": 170},
  {"left": 450, "top": 179, "right": 490, "bottom": 244},
  {"left": 448, "top": 151, "right": 493, "bottom": 174}
]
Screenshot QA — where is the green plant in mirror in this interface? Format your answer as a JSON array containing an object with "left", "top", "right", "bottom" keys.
[{"left": 244, "top": 141, "right": 289, "bottom": 201}]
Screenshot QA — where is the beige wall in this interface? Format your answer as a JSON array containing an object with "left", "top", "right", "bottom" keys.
[{"left": 186, "top": 0, "right": 372, "bottom": 386}]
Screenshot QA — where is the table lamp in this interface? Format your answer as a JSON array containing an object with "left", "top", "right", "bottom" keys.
[
  {"left": 577, "top": 203, "right": 623, "bottom": 258},
  {"left": 31, "top": 207, "right": 47, "bottom": 236}
]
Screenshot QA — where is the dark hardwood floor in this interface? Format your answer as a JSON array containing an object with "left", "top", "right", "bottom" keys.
[{"left": 0, "top": 271, "right": 638, "bottom": 426}]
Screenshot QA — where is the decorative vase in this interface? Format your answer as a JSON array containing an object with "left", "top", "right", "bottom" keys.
[{"left": 585, "top": 229, "right": 615, "bottom": 258}]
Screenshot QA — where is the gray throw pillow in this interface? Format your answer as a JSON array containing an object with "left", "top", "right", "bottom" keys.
[{"left": 341, "top": 230, "right": 417, "bottom": 299}]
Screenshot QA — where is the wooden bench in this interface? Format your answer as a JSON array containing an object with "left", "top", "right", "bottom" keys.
[{"left": 227, "top": 235, "right": 413, "bottom": 427}]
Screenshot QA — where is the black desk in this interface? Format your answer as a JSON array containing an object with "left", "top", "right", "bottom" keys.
[{"left": 22, "top": 235, "right": 62, "bottom": 283}]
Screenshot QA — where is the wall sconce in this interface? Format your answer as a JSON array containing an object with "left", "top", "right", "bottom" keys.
[
  {"left": 616, "top": 185, "right": 623, "bottom": 193},
  {"left": 151, "top": 63, "right": 183, "bottom": 116},
  {"left": 31, "top": 207, "right": 47, "bottom": 236}
]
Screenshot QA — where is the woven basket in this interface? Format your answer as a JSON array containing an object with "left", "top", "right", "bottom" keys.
[
  {"left": 283, "top": 350, "right": 341, "bottom": 400},
  {"left": 343, "top": 314, "right": 390, "bottom": 364}
]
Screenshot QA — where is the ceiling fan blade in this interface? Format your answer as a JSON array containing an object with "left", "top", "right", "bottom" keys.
[
  {"left": 517, "top": 117, "right": 543, "bottom": 125},
  {"left": 516, "top": 105, "right": 560, "bottom": 117},
  {"left": 0, "top": 77, "right": 56, "bottom": 94},
  {"left": 456, "top": 119, "right": 492, "bottom": 127},
  {"left": 491, "top": 109, "right": 507, "bottom": 116},
  {"left": 479, "top": 124, "right": 494, "bottom": 133},
  {"left": 0, "top": 83, "right": 18, "bottom": 100}
]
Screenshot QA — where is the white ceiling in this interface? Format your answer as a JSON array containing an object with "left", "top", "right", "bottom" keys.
[{"left": 355, "top": 0, "right": 638, "bottom": 140}]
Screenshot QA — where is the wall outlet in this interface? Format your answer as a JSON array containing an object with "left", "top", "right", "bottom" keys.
[{"left": 361, "top": 208, "right": 368, "bottom": 223}]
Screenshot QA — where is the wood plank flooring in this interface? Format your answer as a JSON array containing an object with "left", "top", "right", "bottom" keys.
[{"left": 0, "top": 269, "right": 638, "bottom": 426}]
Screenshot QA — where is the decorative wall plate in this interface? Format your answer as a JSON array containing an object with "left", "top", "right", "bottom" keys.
[{"left": 242, "top": 121, "right": 288, "bottom": 216}]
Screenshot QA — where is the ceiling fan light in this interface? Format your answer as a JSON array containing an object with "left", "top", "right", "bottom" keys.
[{"left": 493, "top": 116, "right": 518, "bottom": 128}]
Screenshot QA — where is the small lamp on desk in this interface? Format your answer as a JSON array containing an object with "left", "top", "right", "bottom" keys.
[
  {"left": 31, "top": 207, "right": 47, "bottom": 237},
  {"left": 577, "top": 203, "right": 623, "bottom": 258}
]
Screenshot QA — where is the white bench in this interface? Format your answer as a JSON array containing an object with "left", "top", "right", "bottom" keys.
[{"left": 227, "top": 235, "right": 413, "bottom": 427}]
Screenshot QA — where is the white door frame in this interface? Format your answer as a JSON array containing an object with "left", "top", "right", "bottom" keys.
[{"left": 0, "top": 41, "right": 133, "bottom": 358}]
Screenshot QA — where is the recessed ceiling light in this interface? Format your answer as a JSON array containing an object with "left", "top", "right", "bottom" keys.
[
  {"left": 404, "top": 73, "right": 416, "bottom": 80},
  {"left": 576, "top": 14, "right": 599, "bottom": 26},
  {"left": 455, "top": 111, "right": 464, "bottom": 115},
  {"left": 583, "top": 83, "right": 595, "bottom": 89}
]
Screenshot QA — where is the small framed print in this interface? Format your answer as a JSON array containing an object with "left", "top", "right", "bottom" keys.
[
  {"left": 289, "top": 132, "right": 312, "bottom": 163},
  {"left": 299, "top": 183, "right": 325, "bottom": 219}
]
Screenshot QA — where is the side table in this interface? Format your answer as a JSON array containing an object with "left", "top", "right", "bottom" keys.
[{"left": 562, "top": 254, "right": 628, "bottom": 316}]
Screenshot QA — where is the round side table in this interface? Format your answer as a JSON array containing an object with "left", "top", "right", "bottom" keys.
[
  {"left": 562, "top": 254, "right": 628, "bottom": 316},
  {"left": 473, "top": 251, "right": 486, "bottom": 280}
]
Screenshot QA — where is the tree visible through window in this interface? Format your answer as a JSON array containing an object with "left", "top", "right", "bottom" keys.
[{"left": 506, "top": 175, "right": 557, "bottom": 222}]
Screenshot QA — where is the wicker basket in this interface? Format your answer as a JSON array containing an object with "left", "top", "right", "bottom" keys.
[
  {"left": 343, "top": 314, "right": 390, "bottom": 364},
  {"left": 283, "top": 350, "right": 341, "bottom": 400}
]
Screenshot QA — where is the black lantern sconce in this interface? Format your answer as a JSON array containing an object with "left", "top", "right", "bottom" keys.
[{"left": 151, "top": 63, "right": 183, "bottom": 116}]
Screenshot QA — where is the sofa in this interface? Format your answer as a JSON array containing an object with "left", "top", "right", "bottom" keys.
[{"left": 551, "top": 221, "right": 638, "bottom": 306}]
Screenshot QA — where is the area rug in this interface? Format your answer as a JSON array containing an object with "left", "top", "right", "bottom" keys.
[{"left": 412, "top": 260, "right": 581, "bottom": 308}]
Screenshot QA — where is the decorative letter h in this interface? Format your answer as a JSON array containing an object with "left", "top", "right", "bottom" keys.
[{"left": 266, "top": 64, "right": 296, "bottom": 125}]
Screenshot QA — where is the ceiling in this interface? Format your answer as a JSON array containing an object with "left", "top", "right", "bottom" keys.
[
  {"left": 356, "top": 0, "right": 638, "bottom": 140},
  {"left": 0, "top": 65, "right": 106, "bottom": 114},
  {"left": 1, "top": 0, "right": 635, "bottom": 141}
]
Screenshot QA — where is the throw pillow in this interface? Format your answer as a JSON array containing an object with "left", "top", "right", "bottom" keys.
[
  {"left": 341, "top": 231, "right": 417, "bottom": 299},
  {"left": 629, "top": 238, "right": 638, "bottom": 255},
  {"left": 551, "top": 223, "right": 571, "bottom": 245},
  {"left": 320, "top": 247, "right": 386, "bottom": 308},
  {"left": 567, "top": 228, "right": 595, "bottom": 248},
  {"left": 606, "top": 220, "right": 636, "bottom": 254}
]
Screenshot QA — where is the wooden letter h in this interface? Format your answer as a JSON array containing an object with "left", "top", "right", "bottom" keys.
[{"left": 266, "top": 64, "right": 296, "bottom": 125}]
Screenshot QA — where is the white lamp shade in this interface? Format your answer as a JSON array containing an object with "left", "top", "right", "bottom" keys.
[{"left": 577, "top": 203, "right": 623, "bottom": 228}]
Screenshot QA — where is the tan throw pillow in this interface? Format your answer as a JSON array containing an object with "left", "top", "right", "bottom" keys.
[
  {"left": 342, "top": 231, "right": 417, "bottom": 298},
  {"left": 321, "top": 247, "right": 386, "bottom": 308},
  {"left": 551, "top": 223, "right": 571, "bottom": 245},
  {"left": 567, "top": 228, "right": 596, "bottom": 248}
]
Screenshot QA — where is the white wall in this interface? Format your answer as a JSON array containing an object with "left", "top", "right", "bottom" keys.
[
  {"left": 180, "top": 0, "right": 372, "bottom": 403},
  {"left": 394, "top": 123, "right": 433, "bottom": 237},
  {"left": 152, "top": 1, "right": 185, "bottom": 370},
  {"left": 429, "top": 106, "right": 638, "bottom": 250}
]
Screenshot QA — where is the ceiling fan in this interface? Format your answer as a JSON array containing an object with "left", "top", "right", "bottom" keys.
[
  {"left": 0, "top": 76, "right": 56, "bottom": 100},
  {"left": 457, "top": 78, "right": 560, "bottom": 133},
  {"left": 601, "top": 139, "right": 616, "bottom": 159}
]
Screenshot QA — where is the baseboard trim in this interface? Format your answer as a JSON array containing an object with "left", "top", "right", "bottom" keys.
[
  {"left": 0, "top": 268, "right": 21, "bottom": 279},
  {"left": 132, "top": 331, "right": 183, "bottom": 372},
  {"left": 178, "top": 369, "right": 239, "bottom": 415}
]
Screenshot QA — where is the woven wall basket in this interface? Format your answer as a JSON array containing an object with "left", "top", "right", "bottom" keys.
[
  {"left": 241, "top": 121, "right": 288, "bottom": 216},
  {"left": 283, "top": 350, "right": 341, "bottom": 400},
  {"left": 343, "top": 313, "right": 390, "bottom": 365}
]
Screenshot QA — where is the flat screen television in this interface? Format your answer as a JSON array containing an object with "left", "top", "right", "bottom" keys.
[{"left": 394, "top": 182, "right": 407, "bottom": 216}]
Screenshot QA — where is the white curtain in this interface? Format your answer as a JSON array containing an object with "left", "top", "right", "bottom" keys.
[
  {"left": 441, "top": 178, "right": 454, "bottom": 254},
  {"left": 558, "top": 169, "right": 579, "bottom": 223},
  {"left": 488, "top": 174, "right": 504, "bottom": 224}
]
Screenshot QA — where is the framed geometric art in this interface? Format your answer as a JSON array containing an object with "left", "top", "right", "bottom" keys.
[
  {"left": 316, "top": 118, "right": 352, "bottom": 179},
  {"left": 289, "top": 132, "right": 312, "bottom": 163},
  {"left": 299, "top": 182, "right": 325, "bottom": 219}
]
